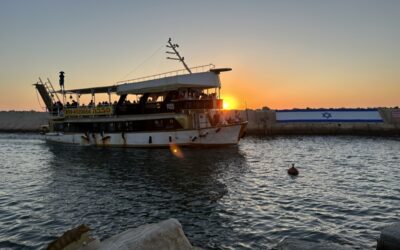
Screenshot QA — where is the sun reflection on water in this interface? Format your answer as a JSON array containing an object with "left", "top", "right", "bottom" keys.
[{"left": 169, "top": 143, "right": 184, "bottom": 158}]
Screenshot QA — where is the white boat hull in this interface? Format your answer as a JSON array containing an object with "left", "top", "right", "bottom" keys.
[{"left": 44, "top": 123, "right": 246, "bottom": 147}]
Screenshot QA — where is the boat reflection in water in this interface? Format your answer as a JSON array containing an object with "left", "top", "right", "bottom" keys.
[{"left": 45, "top": 140, "right": 248, "bottom": 200}]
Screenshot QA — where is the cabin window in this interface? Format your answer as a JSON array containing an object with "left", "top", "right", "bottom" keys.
[
  {"left": 153, "top": 120, "right": 163, "bottom": 129},
  {"left": 54, "top": 123, "right": 63, "bottom": 131},
  {"left": 107, "top": 123, "right": 115, "bottom": 132},
  {"left": 117, "top": 122, "right": 123, "bottom": 131},
  {"left": 56, "top": 118, "right": 182, "bottom": 133},
  {"left": 126, "top": 121, "right": 134, "bottom": 131},
  {"left": 99, "top": 123, "right": 106, "bottom": 132},
  {"left": 93, "top": 123, "right": 99, "bottom": 132},
  {"left": 165, "top": 119, "right": 175, "bottom": 129}
]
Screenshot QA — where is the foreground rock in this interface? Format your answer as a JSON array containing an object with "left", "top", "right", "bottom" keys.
[
  {"left": 99, "top": 218, "right": 199, "bottom": 250},
  {"left": 48, "top": 219, "right": 200, "bottom": 250},
  {"left": 274, "top": 239, "right": 352, "bottom": 250},
  {"left": 377, "top": 222, "right": 400, "bottom": 250},
  {"left": 47, "top": 224, "right": 100, "bottom": 250}
]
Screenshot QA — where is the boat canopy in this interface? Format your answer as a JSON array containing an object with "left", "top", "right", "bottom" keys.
[
  {"left": 117, "top": 71, "right": 222, "bottom": 95},
  {"left": 55, "top": 68, "right": 231, "bottom": 95},
  {"left": 56, "top": 85, "right": 117, "bottom": 95}
]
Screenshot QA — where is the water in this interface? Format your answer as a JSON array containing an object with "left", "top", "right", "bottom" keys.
[{"left": 0, "top": 134, "right": 399, "bottom": 249}]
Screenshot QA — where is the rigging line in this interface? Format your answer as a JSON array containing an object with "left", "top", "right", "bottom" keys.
[
  {"left": 119, "top": 44, "right": 164, "bottom": 82},
  {"left": 153, "top": 52, "right": 165, "bottom": 76}
]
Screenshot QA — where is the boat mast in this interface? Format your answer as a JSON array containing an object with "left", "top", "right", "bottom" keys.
[
  {"left": 166, "top": 38, "right": 192, "bottom": 74},
  {"left": 59, "top": 71, "right": 66, "bottom": 104}
]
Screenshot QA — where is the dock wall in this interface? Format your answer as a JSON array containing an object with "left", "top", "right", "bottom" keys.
[
  {"left": 0, "top": 109, "right": 399, "bottom": 136},
  {"left": 223, "top": 108, "right": 400, "bottom": 136},
  {"left": 0, "top": 111, "right": 49, "bottom": 132}
]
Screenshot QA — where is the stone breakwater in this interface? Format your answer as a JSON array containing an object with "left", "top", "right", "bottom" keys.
[
  {"left": 223, "top": 108, "right": 400, "bottom": 136},
  {"left": 1, "top": 109, "right": 399, "bottom": 136},
  {"left": 0, "top": 111, "right": 49, "bottom": 132}
]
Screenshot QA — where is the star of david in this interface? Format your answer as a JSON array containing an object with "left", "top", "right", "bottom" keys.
[{"left": 322, "top": 112, "right": 332, "bottom": 119}]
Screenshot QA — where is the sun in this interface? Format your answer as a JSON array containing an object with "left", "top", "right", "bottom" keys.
[
  {"left": 221, "top": 95, "right": 238, "bottom": 110},
  {"left": 223, "top": 102, "right": 230, "bottom": 109}
]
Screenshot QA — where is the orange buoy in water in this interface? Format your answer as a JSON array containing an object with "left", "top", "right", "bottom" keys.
[{"left": 288, "top": 163, "right": 299, "bottom": 176}]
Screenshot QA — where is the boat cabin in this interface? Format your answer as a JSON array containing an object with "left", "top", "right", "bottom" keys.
[{"left": 39, "top": 65, "right": 228, "bottom": 119}]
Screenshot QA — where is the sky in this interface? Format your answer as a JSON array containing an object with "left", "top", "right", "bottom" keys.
[{"left": 0, "top": 0, "right": 399, "bottom": 111}]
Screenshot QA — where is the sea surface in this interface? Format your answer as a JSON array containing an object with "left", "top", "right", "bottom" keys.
[{"left": 0, "top": 133, "right": 399, "bottom": 249}]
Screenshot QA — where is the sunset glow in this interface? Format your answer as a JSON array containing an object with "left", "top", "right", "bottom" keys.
[
  {"left": 0, "top": 1, "right": 399, "bottom": 111},
  {"left": 223, "top": 102, "right": 230, "bottom": 110},
  {"left": 221, "top": 95, "right": 238, "bottom": 110}
]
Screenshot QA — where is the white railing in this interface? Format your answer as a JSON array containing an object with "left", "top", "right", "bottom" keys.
[{"left": 116, "top": 64, "right": 215, "bottom": 85}]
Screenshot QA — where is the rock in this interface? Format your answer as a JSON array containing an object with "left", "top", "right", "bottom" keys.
[
  {"left": 377, "top": 222, "right": 400, "bottom": 250},
  {"left": 74, "top": 239, "right": 101, "bottom": 250},
  {"left": 275, "top": 239, "right": 352, "bottom": 250},
  {"left": 99, "top": 218, "right": 200, "bottom": 250},
  {"left": 47, "top": 224, "right": 99, "bottom": 250}
]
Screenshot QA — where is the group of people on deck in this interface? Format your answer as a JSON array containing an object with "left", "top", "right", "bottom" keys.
[
  {"left": 172, "top": 89, "right": 217, "bottom": 101},
  {"left": 211, "top": 110, "right": 242, "bottom": 126},
  {"left": 60, "top": 100, "right": 115, "bottom": 108},
  {"left": 51, "top": 89, "right": 219, "bottom": 113}
]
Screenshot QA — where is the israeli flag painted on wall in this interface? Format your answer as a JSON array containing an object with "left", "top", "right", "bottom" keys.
[{"left": 276, "top": 109, "right": 383, "bottom": 123}]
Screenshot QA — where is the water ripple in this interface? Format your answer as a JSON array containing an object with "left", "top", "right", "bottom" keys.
[{"left": 0, "top": 135, "right": 399, "bottom": 249}]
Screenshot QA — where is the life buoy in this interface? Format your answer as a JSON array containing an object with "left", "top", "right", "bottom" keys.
[{"left": 288, "top": 163, "right": 299, "bottom": 176}]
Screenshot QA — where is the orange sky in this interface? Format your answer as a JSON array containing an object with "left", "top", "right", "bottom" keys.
[{"left": 0, "top": 1, "right": 399, "bottom": 111}]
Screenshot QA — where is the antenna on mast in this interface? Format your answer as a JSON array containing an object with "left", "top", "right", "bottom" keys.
[{"left": 166, "top": 38, "right": 192, "bottom": 74}]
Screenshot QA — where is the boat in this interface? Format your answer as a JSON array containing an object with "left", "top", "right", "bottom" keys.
[{"left": 34, "top": 39, "right": 247, "bottom": 147}]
